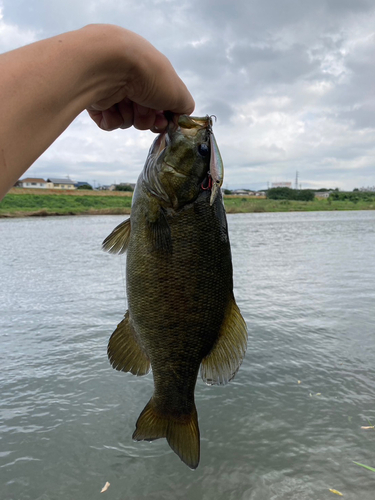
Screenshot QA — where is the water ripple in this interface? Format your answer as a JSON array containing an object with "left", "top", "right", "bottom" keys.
[{"left": 1, "top": 212, "right": 375, "bottom": 499}]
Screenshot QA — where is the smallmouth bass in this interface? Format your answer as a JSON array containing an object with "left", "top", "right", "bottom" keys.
[{"left": 103, "top": 115, "right": 247, "bottom": 469}]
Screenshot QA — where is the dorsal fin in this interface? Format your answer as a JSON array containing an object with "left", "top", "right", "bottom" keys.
[
  {"left": 201, "top": 297, "right": 247, "bottom": 385},
  {"left": 102, "top": 218, "right": 131, "bottom": 254}
]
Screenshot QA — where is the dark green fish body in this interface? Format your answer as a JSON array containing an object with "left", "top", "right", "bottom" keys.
[{"left": 103, "top": 116, "right": 247, "bottom": 469}]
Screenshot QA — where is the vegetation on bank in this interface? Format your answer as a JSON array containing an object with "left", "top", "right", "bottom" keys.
[
  {"left": 0, "top": 191, "right": 132, "bottom": 217},
  {"left": 1, "top": 188, "right": 375, "bottom": 217},
  {"left": 114, "top": 184, "right": 134, "bottom": 192},
  {"left": 267, "top": 187, "right": 315, "bottom": 201},
  {"left": 329, "top": 190, "right": 375, "bottom": 202},
  {"left": 223, "top": 196, "right": 375, "bottom": 213},
  {"left": 267, "top": 186, "right": 375, "bottom": 203}
]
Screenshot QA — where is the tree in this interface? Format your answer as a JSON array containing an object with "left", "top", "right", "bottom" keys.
[
  {"left": 295, "top": 190, "right": 314, "bottom": 201},
  {"left": 115, "top": 184, "right": 134, "bottom": 192},
  {"left": 267, "top": 187, "right": 293, "bottom": 200},
  {"left": 267, "top": 187, "right": 314, "bottom": 201}
]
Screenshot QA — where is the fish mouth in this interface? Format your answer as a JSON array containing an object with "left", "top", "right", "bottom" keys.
[
  {"left": 165, "top": 114, "right": 224, "bottom": 205},
  {"left": 177, "top": 115, "right": 211, "bottom": 138}
]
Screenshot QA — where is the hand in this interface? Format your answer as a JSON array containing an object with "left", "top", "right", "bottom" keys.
[
  {"left": 85, "top": 26, "right": 195, "bottom": 132},
  {"left": 87, "top": 103, "right": 170, "bottom": 133}
]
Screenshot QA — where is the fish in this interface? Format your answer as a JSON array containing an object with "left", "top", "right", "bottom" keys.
[{"left": 102, "top": 114, "right": 247, "bottom": 469}]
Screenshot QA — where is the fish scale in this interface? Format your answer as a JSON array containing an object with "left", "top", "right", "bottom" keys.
[{"left": 103, "top": 115, "right": 247, "bottom": 468}]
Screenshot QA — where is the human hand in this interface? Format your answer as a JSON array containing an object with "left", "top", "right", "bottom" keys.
[{"left": 85, "top": 26, "right": 195, "bottom": 133}]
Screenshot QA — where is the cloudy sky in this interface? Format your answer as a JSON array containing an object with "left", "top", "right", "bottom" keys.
[{"left": 1, "top": 0, "right": 374, "bottom": 190}]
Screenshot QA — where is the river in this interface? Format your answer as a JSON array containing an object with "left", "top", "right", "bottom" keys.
[{"left": 0, "top": 211, "right": 374, "bottom": 500}]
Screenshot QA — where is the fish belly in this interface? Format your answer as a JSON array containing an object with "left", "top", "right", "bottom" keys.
[{"left": 127, "top": 190, "right": 233, "bottom": 392}]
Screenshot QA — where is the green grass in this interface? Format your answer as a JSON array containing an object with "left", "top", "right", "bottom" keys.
[
  {"left": 1, "top": 192, "right": 375, "bottom": 217},
  {"left": 353, "top": 462, "right": 375, "bottom": 473},
  {"left": 223, "top": 197, "right": 375, "bottom": 213},
  {"left": 0, "top": 193, "right": 132, "bottom": 216}
]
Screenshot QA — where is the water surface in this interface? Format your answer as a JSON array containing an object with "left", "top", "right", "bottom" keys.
[{"left": 1, "top": 211, "right": 374, "bottom": 499}]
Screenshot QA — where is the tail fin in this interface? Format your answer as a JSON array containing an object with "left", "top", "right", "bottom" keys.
[{"left": 132, "top": 398, "right": 200, "bottom": 469}]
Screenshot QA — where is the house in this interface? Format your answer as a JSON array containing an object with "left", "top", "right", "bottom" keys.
[
  {"left": 231, "top": 189, "right": 251, "bottom": 196},
  {"left": 17, "top": 178, "right": 52, "bottom": 189},
  {"left": 74, "top": 181, "right": 93, "bottom": 189},
  {"left": 315, "top": 191, "right": 332, "bottom": 199},
  {"left": 47, "top": 178, "right": 76, "bottom": 190}
]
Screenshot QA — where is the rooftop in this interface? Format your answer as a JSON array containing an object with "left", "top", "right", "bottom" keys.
[
  {"left": 47, "top": 178, "right": 75, "bottom": 184},
  {"left": 20, "top": 178, "right": 47, "bottom": 183}
]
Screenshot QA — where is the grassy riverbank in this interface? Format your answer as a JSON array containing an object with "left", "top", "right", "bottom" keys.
[
  {"left": 1, "top": 188, "right": 374, "bottom": 217},
  {"left": 0, "top": 189, "right": 132, "bottom": 217},
  {"left": 223, "top": 195, "right": 375, "bottom": 213}
]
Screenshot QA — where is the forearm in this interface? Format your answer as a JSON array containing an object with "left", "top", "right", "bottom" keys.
[{"left": 0, "top": 25, "right": 134, "bottom": 198}]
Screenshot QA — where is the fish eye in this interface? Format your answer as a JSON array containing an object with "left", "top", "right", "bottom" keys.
[{"left": 198, "top": 144, "right": 209, "bottom": 157}]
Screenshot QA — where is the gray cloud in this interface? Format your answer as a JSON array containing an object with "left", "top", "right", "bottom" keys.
[{"left": 1, "top": 0, "right": 375, "bottom": 190}]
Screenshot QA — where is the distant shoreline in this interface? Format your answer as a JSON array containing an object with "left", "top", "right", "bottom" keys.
[
  {"left": 1, "top": 188, "right": 374, "bottom": 218},
  {"left": 0, "top": 208, "right": 132, "bottom": 218}
]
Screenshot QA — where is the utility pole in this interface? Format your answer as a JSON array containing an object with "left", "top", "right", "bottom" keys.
[{"left": 295, "top": 171, "right": 299, "bottom": 190}]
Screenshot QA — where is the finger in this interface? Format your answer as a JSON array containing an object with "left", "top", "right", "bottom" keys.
[
  {"left": 116, "top": 99, "right": 135, "bottom": 129},
  {"left": 122, "top": 51, "right": 195, "bottom": 116},
  {"left": 165, "top": 80, "right": 195, "bottom": 115},
  {"left": 87, "top": 100, "right": 134, "bottom": 131},
  {"left": 135, "top": 77, "right": 195, "bottom": 116},
  {"left": 86, "top": 109, "right": 103, "bottom": 128},
  {"left": 102, "top": 106, "right": 125, "bottom": 130},
  {"left": 150, "top": 112, "right": 169, "bottom": 133},
  {"left": 86, "top": 105, "right": 122, "bottom": 131},
  {"left": 133, "top": 104, "right": 157, "bottom": 131}
]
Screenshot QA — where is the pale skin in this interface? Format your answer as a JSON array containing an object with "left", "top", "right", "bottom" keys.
[{"left": 0, "top": 24, "right": 195, "bottom": 200}]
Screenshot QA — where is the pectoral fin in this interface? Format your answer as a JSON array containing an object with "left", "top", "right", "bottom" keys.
[
  {"left": 107, "top": 311, "right": 150, "bottom": 376},
  {"left": 147, "top": 207, "right": 172, "bottom": 253},
  {"left": 102, "top": 218, "right": 131, "bottom": 254},
  {"left": 201, "top": 297, "right": 247, "bottom": 385}
]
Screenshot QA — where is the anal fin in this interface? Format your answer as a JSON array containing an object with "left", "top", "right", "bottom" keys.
[
  {"left": 201, "top": 297, "right": 247, "bottom": 385},
  {"left": 102, "top": 218, "right": 131, "bottom": 254},
  {"left": 107, "top": 311, "right": 150, "bottom": 376}
]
